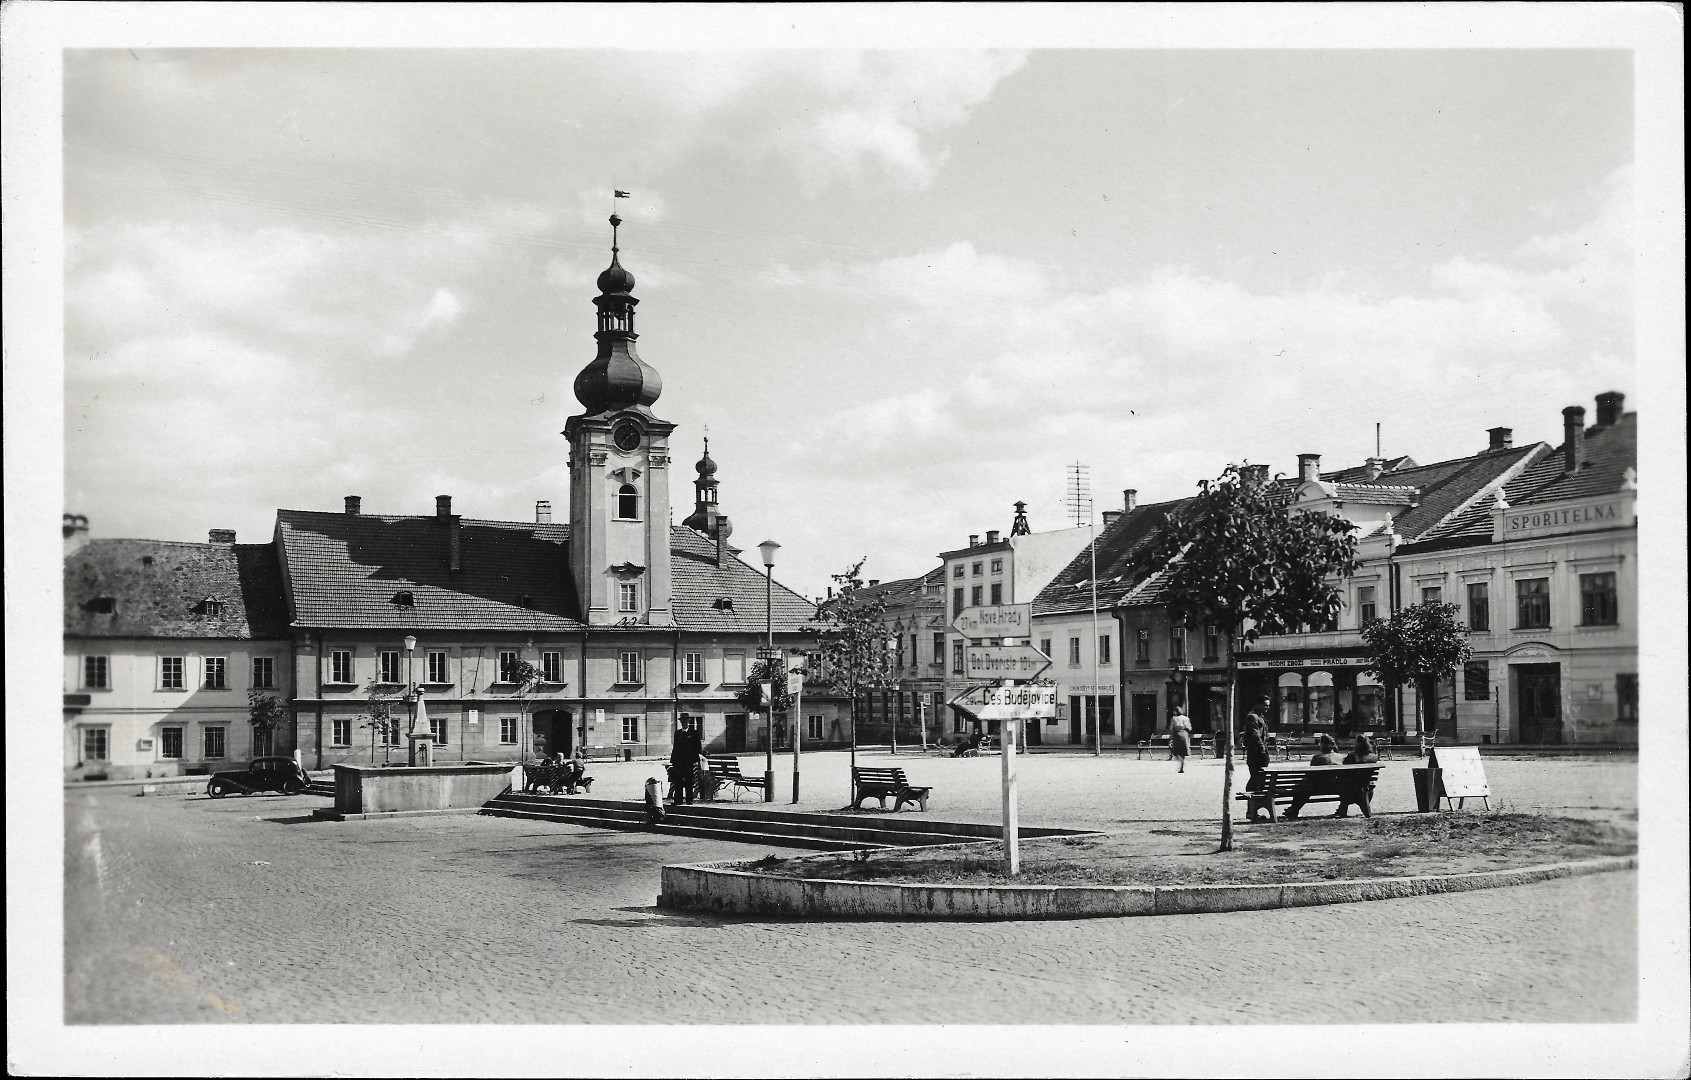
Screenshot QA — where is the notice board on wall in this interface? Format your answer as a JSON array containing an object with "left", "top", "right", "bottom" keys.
[{"left": 1428, "top": 746, "right": 1490, "bottom": 801}]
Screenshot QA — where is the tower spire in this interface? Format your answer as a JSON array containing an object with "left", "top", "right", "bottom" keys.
[{"left": 572, "top": 215, "right": 662, "bottom": 415}]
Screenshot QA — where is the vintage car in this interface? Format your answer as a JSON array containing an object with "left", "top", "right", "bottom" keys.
[{"left": 206, "top": 756, "right": 312, "bottom": 797}]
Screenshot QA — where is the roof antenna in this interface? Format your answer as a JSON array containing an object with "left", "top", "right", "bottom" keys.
[{"left": 1376, "top": 422, "right": 1381, "bottom": 459}]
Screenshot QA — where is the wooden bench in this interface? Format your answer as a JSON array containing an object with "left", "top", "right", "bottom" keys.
[
  {"left": 703, "top": 755, "right": 766, "bottom": 801},
  {"left": 851, "top": 766, "right": 932, "bottom": 812},
  {"left": 1235, "top": 763, "right": 1383, "bottom": 823}
]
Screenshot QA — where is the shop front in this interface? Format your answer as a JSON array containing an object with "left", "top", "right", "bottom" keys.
[{"left": 1235, "top": 651, "right": 1395, "bottom": 739}]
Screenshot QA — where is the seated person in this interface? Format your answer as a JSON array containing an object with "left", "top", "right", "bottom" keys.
[
  {"left": 1282, "top": 735, "right": 1342, "bottom": 819},
  {"left": 1343, "top": 734, "right": 1378, "bottom": 765}
]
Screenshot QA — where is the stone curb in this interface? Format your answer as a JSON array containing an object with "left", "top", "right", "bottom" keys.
[
  {"left": 656, "top": 853, "right": 1637, "bottom": 921},
  {"left": 311, "top": 806, "right": 484, "bottom": 822}
]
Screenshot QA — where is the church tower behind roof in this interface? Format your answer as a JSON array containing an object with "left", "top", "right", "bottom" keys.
[{"left": 564, "top": 215, "right": 675, "bottom": 626}]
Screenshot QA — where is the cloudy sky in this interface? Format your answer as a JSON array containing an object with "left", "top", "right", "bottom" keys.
[{"left": 57, "top": 30, "right": 1643, "bottom": 598}]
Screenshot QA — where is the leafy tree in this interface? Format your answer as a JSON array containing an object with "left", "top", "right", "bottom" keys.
[
  {"left": 247, "top": 688, "right": 288, "bottom": 758},
  {"left": 502, "top": 657, "right": 543, "bottom": 763},
  {"left": 807, "top": 559, "right": 894, "bottom": 772},
  {"left": 1132, "top": 464, "right": 1358, "bottom": 851},
  {"left": 1361, "top": 602, "right": 1472, "bottom": 737},
  {"left": 357, "top": 679, "right": 401, "bottom": 765}
]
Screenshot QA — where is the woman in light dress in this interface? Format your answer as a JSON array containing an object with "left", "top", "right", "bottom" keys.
[{"left": 1169, "top": 704, "right": 1193, "bottom": 774}]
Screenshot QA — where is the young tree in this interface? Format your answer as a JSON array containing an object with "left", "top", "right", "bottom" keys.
[
  {"left": 1132, "top": 464, "right": 1359, "bottom": 851},
  {"left": 807, "top": 559, "right": 894, "bottom": 779},
  {"left": 502, "top": 658, "right": 543, "bottom": 763},
  {"left": 1360, "top": 602, "right": 1472, "bottom": 738},
  {"left": 736, "top": 657, "right": 797, "bottom": 745},
  {"left": 247, "top": 688, "right": 288, "bottom": 758},
  {"left": 357, "top": 679, "right": 401, "bottom": 765}
]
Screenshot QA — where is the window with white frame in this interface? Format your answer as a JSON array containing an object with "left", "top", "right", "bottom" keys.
[
  {"left": 378, "top": 650, "right": 402, "bottom": 683},
  {"left": 1098, "top": 634, "right": 1112, "bottom": 665},
  {"left": 331, "top": 718, "right": 352, "bottom": 747},
  {"left": 682, "top": 651, "right": 705, "bottom": 684},
  {"left": 723, "top": 650, "right": 747, "bottom": 684},
  {"left": 615, "top": 484, "right": 640, "bottom": 520},
  {"left": 498, "top": 650, "right": 521, "bottom": 683},
  {"left": 990, "top": 558, "right": 1003, "bottom": 574},
  {"left": 932, "top": 632, "right": 945, "bottom": 666},
  {"left": 1068, "top": 637, "right": 1082, "bottom": 665},
  {"left": 202, "top": 726, "right": 226, "bottom": 759},
  {"left": 1516, "top": 578, "right": 1551, "bottom": 629},
  {"left": 499, "top": 717, "right": 518, "bottom": 745},
  {"left": 1136, "top": 628, "right": 1150, "bottom": 663},
  {"left": 427, "top": 651, "right": 450, "bottom": 683},
  {"left": 618, "top": 580, "right": 640, "bottom": 612},
  {"left": 1579, "top": 572, "right": 1618, "bottom": 626},
  {"left": 618, "top": 651, "right": 642, "bottom": 684},
  {"left": 952, "top": 564, "right": 964, "bottom": 578},
  {"left": 952, "top": 640, "right": 964, "bottom": 674},
  {"left": 1204, "top": 625, "right": 1220, "bottom": 660},
  {"left": 620, "top": 716, "right": 640, "bottom": 743},
  {"left": 1169, "top": 627, "right": 1187, "bottom": 661},
  {"left": 1466, "top": 582, "right": 1490, "bottom": 631},
  {"left": 83, "top": 727, "right": 109, "bottom": 761},
  {"left": 160, "top": 726, "right": 184, "bottom": 759},
  {"left": 807, "top": 714, "right": 823, "bottom": 740},
  {"left": 83, "top": 656, "right": 110, "bottom": 689},
  {"left": 204, "top": 656, "right": 227, "bottom": 689},
  {"left": 540, "top": 651, "right": 563, "bottom": 683},
  {"left": 160, "top": 656, "right": 185, "bottom": 690},
  {"left": 1357, "top": 586, "right": 1378, "bottom": 627},
  {"left": 331, "top": 650, "right": 353, "bottom": 684},
  {"left": 251, "top": 656, "right": 274, "bottom": 689},
  {"left": 429, "top": 717, "right": 447, "bottom": 745}
]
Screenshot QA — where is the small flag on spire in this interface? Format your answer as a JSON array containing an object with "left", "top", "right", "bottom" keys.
[{"left": 614, "top": 190, "right": 631, "bottom": 198}]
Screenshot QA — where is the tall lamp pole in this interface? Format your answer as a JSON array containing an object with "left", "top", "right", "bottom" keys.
[
  {"left": 403, "top": 635, "right": 417, "bottom": 765},
  {"left": 758, "top": 539, "right": 781, "bottom": 804}
]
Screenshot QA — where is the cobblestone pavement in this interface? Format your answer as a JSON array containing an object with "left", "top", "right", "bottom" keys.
[{"left": 65, "top": 770, "right": 1637, "bottom": 1027}]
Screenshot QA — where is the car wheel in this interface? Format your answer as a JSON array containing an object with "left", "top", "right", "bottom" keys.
[
  {"left": 283, "top": 778, "right": 306, "bottom": 795},
  {"left": 207, "top": 780, "right": 228, "bottom": 798}
]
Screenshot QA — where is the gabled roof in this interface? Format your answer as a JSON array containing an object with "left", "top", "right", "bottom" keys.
[
  {"left": 1031, "top": 499, "right": 1189, "bottom": 616},
  {"left": 669, "top": 526, "right": 818, "bottom": 633},
  {"left": 1323, "top": 483, "right": 1419, "bottom": 506},
  {"left": 277, "top": 510, "right": 582, "bottom": 632},
  {"left": 853, "top": 567, "right": 945, "bottom": 608},
  {"left": 65, "top": 540, "right": 290, "bottom": 639}
]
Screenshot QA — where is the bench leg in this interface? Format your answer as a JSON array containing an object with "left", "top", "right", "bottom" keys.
[
  {"left": 1266, "top": 798, "right": 1278, "bottom": 823},
  {"left": 1358, "top": 789, "right": 1372, "bottom": 818}
]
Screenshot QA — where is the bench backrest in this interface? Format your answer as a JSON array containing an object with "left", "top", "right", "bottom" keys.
[
  {"left": 1262, "top": 764, "right": 1381, "bottom": 795},
  {"left": 706, "top": 755, "right": 744, "bottom": 778},
  {"left": 853, "top": 767, "right": 909, "bottom": 785}
]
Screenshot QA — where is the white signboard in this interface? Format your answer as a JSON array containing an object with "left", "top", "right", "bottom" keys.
[
  {"left": 1235, "top": 656, "right": 1374, "bottom": 670},
  {"left": 977, "top": 684, "right": 1058, "bottom": 720},
  {"left": 1428, "top": 746, "right": 1490, "bottom": 801},
  {"left": 953, "top": 604, "right": 1032, "bottom": 640},
  {"left": 964, "top": 643, "right": 1052, "bottom": 681}
]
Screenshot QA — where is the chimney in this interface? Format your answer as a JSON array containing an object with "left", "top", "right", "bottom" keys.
[
  {"left": 1595, "top": 391, "right": 1625, "bottom": 427},
  {"left": 436, "top": 495, "right": 452, "bottom": 518},
  {"left": 985, "top": 530, "right": 1000, "bottom": 544},
  {"left": 1297, "top": 454, "right": 1321, "bottom": 483},
  {"left": 1102, "top": 510, "right": 1122, "bottom": 527},
  {"left": 715, "top": 516, "right": 733, "bottom": 568},
  {"left": 1487, "top": 427, "right": 1513, "bottom": 452},
  {"left": 1362, "top": 458, "right": 1385, "bottom": 480},
  {"left": 344, "top": 495, "right": 361, "bottom": 515},
  {"left": 868, "top": 580, "right": 880, "bottom": 587},
  {"left": 969, "top": 534, "right": 980, "bottom": 547},
  {"left": 63, "top": 513, "right": 90, "bottom": 556},
  {"left": 435, "top": 495, "right": 461, "bottom": 571},
  {"left": 535, "top": 500, "right": 552, "bottom": 525},
  {"left": 1562, "top": 406, "right": 1586, "bottom": 473},
  {"left": 1123, "top": 489, "right": 1137, "bottom": 512},
  {"left": 208, "top": 529, "right": 236, "bottom": 544}
]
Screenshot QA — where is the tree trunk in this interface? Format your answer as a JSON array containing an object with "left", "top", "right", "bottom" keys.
[{"left": 1220, "top": 665, "right": 1236, "bottom": 852}]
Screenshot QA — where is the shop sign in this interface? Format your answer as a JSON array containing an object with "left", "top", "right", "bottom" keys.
[
  {"left": 1495, "top": 494, "right": 1631, "bottom": 541},
  {"left": 1235, "top": 656, "right": 1372, "bottom": 670}
]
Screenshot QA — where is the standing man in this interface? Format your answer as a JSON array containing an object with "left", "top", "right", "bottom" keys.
[
  {"left": 670, "top": 718, "right": 702, "bottom": 805},
  {"left": 1243, "top": 697, "right": 1272, "bottom": 807}
]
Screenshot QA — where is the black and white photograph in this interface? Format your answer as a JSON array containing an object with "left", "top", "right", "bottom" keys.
[{"left": 6, "top": 4, "right": 1686, "bottom": 1077}]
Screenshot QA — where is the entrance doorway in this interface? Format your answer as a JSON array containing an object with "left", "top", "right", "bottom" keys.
[
  {"left": 531, "top": 710, "right": 574, "bottom": 758},
  {"left": 725, "top": 712, "right": 747, "bottom": 753},
  {"left": 1025, "top": 716, "right": 1042, "bottom": 746},
  {"left": 1131, "top": 694, "right": 1158, "bottom": 741},
  {"left": 1516, "top": 664, "right": 1561, "bottom": 744}
]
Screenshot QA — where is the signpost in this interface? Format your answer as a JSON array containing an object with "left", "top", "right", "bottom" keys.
[
  {"left": 952, "top": 604, "right": 1032, "bottom": 641},
  {"left": 964, "top": 643, "right": 1052, "bottom": 681},
  {"left": 975, "top": 683, "right": 1057, "bottom": 875}
]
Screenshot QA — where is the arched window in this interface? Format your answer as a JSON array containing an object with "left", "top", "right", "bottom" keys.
[{"left": 616, "top": 484, "right": 639, "bottom": 520}]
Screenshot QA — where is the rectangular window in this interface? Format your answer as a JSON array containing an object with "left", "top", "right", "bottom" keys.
[
  {"left": 1040, "top": 637, "right": 1053, "bottom": 661},
  {"left": 971, "top": 585, "right": 983, "bottom": 607},
  {"left": 682, "top": 651, "right": 704, "bottom": 684},
  {"left": 1579, "top": 572, "right": 1618, "bottom": 626},
  {"left": 160, "top": 656, "right": 185, "bottom": 690},
  {"left": 1098, "top": 635, "right": 1112, "bottom": 665},
  {"left": 83, "top": 656, "right": 109, "bottom": 690},
  {"left": 499, "top": 717, "right": 518, "bottom": 745},
  {"left": 989, "top": 583, "right": 1003, "bottom": 605},
  {"left": 620, "top": 716, "right": 640, "bottom": 743},
  {"left": 723, "top": 650, "right": 747, "bottom": 684},
  {"left": 1204, "top": 625, "right": 1220, "bottom": 660},
  {"left": 1358, "top": 586, "right": 1378, "bottom": 627},
  {"left": 1420, "top": 585, "right": 1443, "bottom": 606},
  {"left": 331, "top": 650, "right": 353, "bottom": 684},
  {"left": 953, "top": 588, "right": 964, "bottom": 617},
  {"left": 382, "top": 721, "right": 401, "bottom": 746},
  {"left": 1463, "top": 660, "right": 1490, "bottom": 701},
  {"left": 1616, "top": 674, "right": 1637, "bottom": 722},
  {"left": 1466, "top": 582, "right": 1490, "bottom": 631},
  {"left": 539, "top": 651, "right": 562, "bottom": 683},
  {"left": 251, "top": 656, "right": 274, "bottom": 689},
  {"left": 331, "top": 718, "right": 352, "bottom": 747},
  {"left": 807, "top": 714, "right": 823, "bottom": 740},
  {"left": 203, "top": 726, "right": 226, "bottom": 759},
  {"left": 618, "top": 651, "right": 642, "bottom": 684},
  {"left": 83, "top": 728, "right": 109, "bottom": 761},
  {"left": 204, "top": 656, "right": 227, "bottom": 690},
  {"left": 618, "top": 580, "right": 640, "bottom": 613},
  {"left": 379, "top": 650, "right": 402, "bottom": 683},
  {"left": 498, "top": 651, "right": 521, "bottom": 683},
  {"left": 990, "top": 559, "right": 1003, "bottom": 574},
  {"left": 1068, "top": 637, "right": 1082, "bottom": 666},
  {"left": 429, "top": 717, "right": 447, "bottom": 745},
  {"left": 932, "top": 632, "right": 945, "bottom": 666},
  {"left": 1516, "top": 578, "right": 1551, "bottom": 629},
  {"left": 972, "top": 562, "right": 983, "bottom": 576},
  {"left": 160, "top": 726, "right": 184, "bottom": 758},
  {"left": 952, "top": 640, "right": 964, "bottom": 675},
  {"left": 952, "top": 564, "right": 963, "bottom": 579},
  {"left": 427, "top": 651, "right": 451, "bottom": 683},
  {"left": 1169, "top": 627, "right": 1187, "bottom": 661},
  {"left": 1136, "top": 629, "right": 1150, "bottom": 663}
]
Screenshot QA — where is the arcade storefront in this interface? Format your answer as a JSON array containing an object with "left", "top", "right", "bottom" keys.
[{"left": 1234, "top": 650, "right": 1395, "bottom": 738}]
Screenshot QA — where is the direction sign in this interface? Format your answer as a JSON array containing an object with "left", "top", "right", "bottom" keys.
[
  {"left": 948, "top": 685, "right": 997, "bottom": 716},
  {"left": 964, "top": 643, "right": 1052, "bottom": 681},
  {"left": 952, "top": 604, "right": 1032, "bottom": 640},
  {"left": 976, "top": 684, "right": 1059, "bottom": 720}
]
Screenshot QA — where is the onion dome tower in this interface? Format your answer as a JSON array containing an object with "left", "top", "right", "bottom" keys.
[
  {"left": 564, "top": 214, "right": 676, "bottom": 627},
  {"left": 682, "top": 438, "right": 731, "bottom": 540}
]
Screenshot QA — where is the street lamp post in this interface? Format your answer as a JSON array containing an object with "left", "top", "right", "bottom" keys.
[{"left": 758, "top": 540, "right": 781, "bottom": 803}]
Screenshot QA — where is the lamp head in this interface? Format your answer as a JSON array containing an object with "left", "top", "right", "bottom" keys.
[
  {"left": 757, "top": 539, "right": 781, "bottom": 568},
  {"left": 403, "top": 635, "right": 417, "bottom": 652}
]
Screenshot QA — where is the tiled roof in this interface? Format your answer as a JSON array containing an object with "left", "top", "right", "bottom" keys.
[
  {"left": 278, "top": 510, "right": 583, "bottom": 632},
  {"left": 1386, "top": 445, "right": 1545, "bottom": 539},
  {"left": 1326, "top": 483, "right": 1419, "bottom": 506},
  {"left": 1320, "top": 455, "right": 1417, "bottom": 483},
  {"left": 1032, "top": 499, "right": 1189, "bottom": 615},
  {"left": 670, "top": 527, "right": 819, "bottom": 633},
  {"left": 65, "top": 540, "right": 290, "bottom": 639}
]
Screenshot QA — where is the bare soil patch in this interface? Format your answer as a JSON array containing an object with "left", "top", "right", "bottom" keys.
[{"left": 737, "top": 813, "right": 1636, "bottom": 887}]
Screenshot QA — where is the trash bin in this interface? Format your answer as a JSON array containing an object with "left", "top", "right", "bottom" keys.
[
  {"left": 622, "top": 748, "right": 633, "bottom": 762},
  {"left": 1413, "top": 767, "right": 1444, "bottom": 813}
]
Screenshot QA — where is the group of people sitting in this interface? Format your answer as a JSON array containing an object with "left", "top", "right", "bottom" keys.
[
  {"left": 949, "top": 730, "right": 988, "bottom": 757},
  {"left": 531, "top": 748, "right": 590, "bottom": 794},
  {"left": 1239, "top": 695, "right": 1378, "bottom": 821}
]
